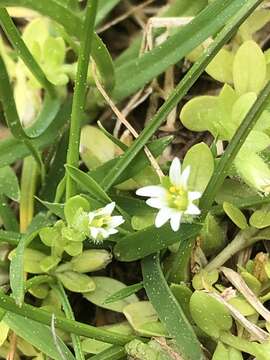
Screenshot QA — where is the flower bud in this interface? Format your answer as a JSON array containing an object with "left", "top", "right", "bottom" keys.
[
  {"left": 70, "top": 249, "right": 112, "bottom": 273},
  {"left": 235, "top": 153, "right": 270, "bottom": 194}
]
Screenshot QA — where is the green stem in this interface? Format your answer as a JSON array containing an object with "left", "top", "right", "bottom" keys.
[
  {"left": 90, "top": 346, "right": 126, "bottom": 360},
  {"left": 0, "top": 8, "right": 55, "bottom": 97},
  {"left": 54, "top": 282, "right": 85, "bottom": 360},
  {"left": 0, "top": 290, "right": 134, "bottom": 344},
  {"left": 66, "top": 0, "right": 98, "bottom": 199},
  {"left": 219, "top": 332, "right": 258, "bottom": 356},
  {"left": 20, "top": 156, "right": 38, "bottom": 232},
  {"left": 200, "top": 79, "right": 270, "bottom": 212},
  {"left": 204, "top": 228, "right": 258, "bottom": 271},
  {"left": 101, "top": 0, "right": 263, "bottom": 191}
]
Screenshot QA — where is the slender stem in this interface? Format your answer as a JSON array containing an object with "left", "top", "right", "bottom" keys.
[
  {"left": 66, "top": 0, "right": 98, "bottom": 199},
  {"left": 204, "top": 228, "right": 258, "bottom": 271},
  {"left": 20, "top": 156, "right": 38, "bottom": 232},
  {"left": 0, "top": 290, "right": 134, "bottom": 345},
  {"left": 220, "top": 332, "right": 258, "bottom": 357},
  {"left": 0, "top": 8, "right": 55, "bottom": 97},
  {"left": 54, "top": 282, "right": 85, "bottom": 360}
]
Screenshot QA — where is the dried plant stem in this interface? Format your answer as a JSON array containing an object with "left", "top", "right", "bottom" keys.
[
  {"left": 208, "top": 291, "right": 269, "bottom": 342},
  {"left": 221, "top": 267, "right": 270, "bottom": 323},
  {"left": 97, "top": 0, "right": 154, "bottom": 33},
  {"left": 93, "top": 64, "right": 164, "bottom": 179}
]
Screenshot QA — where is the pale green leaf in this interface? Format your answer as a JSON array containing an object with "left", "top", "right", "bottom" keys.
[
  {"left": 223, "top": 202, "right": 248, "bottom": 229},
  {"left": 206, "top": 48, "right": 234, "bottom": 84},
  {"left": 190, "top": 291, "right": 232, "bottom": 338},
  {"left": 57, "top": 271, "right": 96, "bottom": 293},
  {"left": 250, "top": 209, "right": 270, "bottom": 229},
  {"left": 233, "top": 40, "right": 266, "bottom": 95},
  {"left": 84, "top": 277, "right": 139, "bottom": 313},
  {"left": 183, "top": 142, "right": 214, "bottom": 193},
  {"left": 123, "top": 301, "right": 166, "bottom": 337}
]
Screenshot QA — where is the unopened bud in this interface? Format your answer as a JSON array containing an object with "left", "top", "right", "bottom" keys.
[{"left": 70, "top": 249, "right": 112, "bottom": 273}]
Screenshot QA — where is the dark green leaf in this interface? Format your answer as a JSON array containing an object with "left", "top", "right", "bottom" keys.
[
  {"left": 114, "top": 223, "right": 201, "bottom": 262},
  {"left": 142, "top": 254, "right": 203, "bottom": 359},
  {"left": 4, "top": 312, "right": 76, "bottom": 360}
]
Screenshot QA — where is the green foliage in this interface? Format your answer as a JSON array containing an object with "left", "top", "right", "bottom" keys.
[
  {"left": 84, "top": 277, "right": 139, "bottom": 313},
  {"left": 183, "top": 142, "right": 214, "bottom": 193},
  {"left": 181, "top": 40, "right": 270, "bottom": 194},
  {"left": 223, "top": 202, "right": 248, "bottom": 229},
  {"left": 190, "top": 291, "right": 233, "bottom": 338},
  {"left": 1, "top": 1, "right": 270, "bottom": 359}
]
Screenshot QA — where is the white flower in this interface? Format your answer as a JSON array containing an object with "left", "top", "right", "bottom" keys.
[
  {"left": 136, "top": 158, "right": 201, "bottom": 232},
  {"left": 88, "top": 202, "right": 124, "bottom": 242}
]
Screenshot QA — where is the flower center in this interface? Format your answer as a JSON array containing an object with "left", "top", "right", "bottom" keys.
[
  {"left": 90, "top": 215, "right": 110, "bottom": 228},
  {"left": 167, "top": 186, "right": 188, "bottom": 211}
]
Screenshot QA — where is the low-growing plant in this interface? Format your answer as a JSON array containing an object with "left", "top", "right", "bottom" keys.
[{"left": 1, "top": 1, "right": 270, "bottom": 360}]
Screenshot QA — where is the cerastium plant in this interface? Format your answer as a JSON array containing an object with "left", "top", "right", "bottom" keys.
[{"left": 1, "top": 1, "right": 270, "bottom": 360}]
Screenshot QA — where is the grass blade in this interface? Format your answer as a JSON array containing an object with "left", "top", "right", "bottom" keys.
[
  {"left": 142, "top": 254, "right": 203, "bottom": 359},
  {"left": 96, "top": 0, "right": 121, "bottom": 26},
  {"left": 54, "top": 282, "right": 85, "bottom": 360},
  {"left": 104, "top": 282, "right": 144, "bottom": 304},
  {"left": 112, "top": 0, "right": 249, "bottom": 101},
  {"left": 101, "top": 0, "right": 263, "bottom": 191},
  {"left": 4, "top": 312, "right": 76, "bottom": 360},
  {"left": 90, "top": 345, "right": 126, "bottom": 360},
  {"left": 0, "top": 290, "right": 134, "bottom": 344},
  {"left": 0, "top": 100, "right": 71, "bottom": 168},
  {"left": 66, "top": 0, "right": 98, "bottom": 198}
]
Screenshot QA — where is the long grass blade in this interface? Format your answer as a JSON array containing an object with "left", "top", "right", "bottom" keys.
[
  {"left": 142, "top": 254, "right": 203, "bottom": 360},
  {"left": 101, "top": 0, "right": 263, "bottom": 191}
]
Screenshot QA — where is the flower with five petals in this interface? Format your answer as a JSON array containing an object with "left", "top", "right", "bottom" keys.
[
  {"left": 136, "top": 158, "right": 201, "bottom": 231},
  {"left": 88, "top": 202, "right": 124, "bottom": 242}
]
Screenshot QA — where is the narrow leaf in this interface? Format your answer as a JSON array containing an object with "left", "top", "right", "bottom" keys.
[{"left": 142, "top": 254, "right": 203, "bottom": 359}]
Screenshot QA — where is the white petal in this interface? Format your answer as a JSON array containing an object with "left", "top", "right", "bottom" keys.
[
  {"left": 146, "top": 197, "right": 166, "bottom": 209},
  {"left": 136, "top": 185, "right": 166, "bottom": 198},
  {"left": 188, "top": 191, "right": 202, "bottom": 201},
  {"left": 88, "top": 212, "right": 95, "bottom": 223},
  {"left": 108, "top": 228, "right": 118, "bottom": 235},
  {"left": 90, "top": 227, "right": 99, "bottom": 239},
  {"left": 169, "top": 158, "right": 182, "bottom": 186},
  {"left": 186, "top": 204, "right": 201, "bottom": 215},
  {"left": 102, "top": 202, "right": 115, "bottom": 216},
  {"left": 180, "top": 166, "right": 190, "bottom": 187},
  {"left": 170, "top": 211, "right": 182, "bottom": 232},
  {"left": 155, "top": 208, "right": 172, "bottom": 228},
  {"left": 100, "top": 228, "right": 110, "bottom": 239},
  {"left": 107, "top": 216, "right": 124, "bottom": 228}
]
